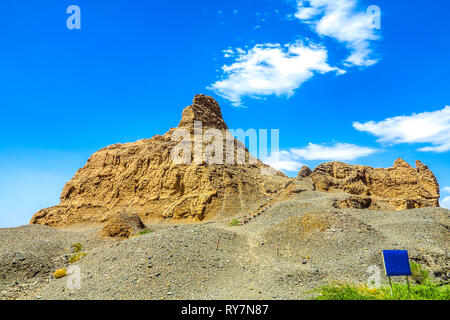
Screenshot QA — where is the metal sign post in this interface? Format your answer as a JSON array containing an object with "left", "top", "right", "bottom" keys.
[
  {"left": 388, "top": 275, "right": 393, "bottom": 297},
  {"left": 382, "top": 250, "right": 412, "bottom": 299}
]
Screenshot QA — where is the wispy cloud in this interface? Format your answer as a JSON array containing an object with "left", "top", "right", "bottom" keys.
[
  {"left": 441, "top": 196, "right": 450, "bottom": 209},
  {"left": 261, "top": 150, "right": 305, "bottom": 173},
  {"left": 295, "top": 0, "right": 380, "bottom": 67},
  {"left": 353, "top": 106, "right": 450, "bottom": 153},
  {"left": 209, "top": 42, "right": 343, "bottom": 106},
  {"left": 262, "top": 142, "right": 377, "bottom": 173},
  {"left": 209, "top": 0, "right": 380, "bottom": 106},
  {"left": 443, "top": 187, "right": 450, "bottom": 193},
  {"left": 290, "top": 142, "right": 377, "bottom": 161}
]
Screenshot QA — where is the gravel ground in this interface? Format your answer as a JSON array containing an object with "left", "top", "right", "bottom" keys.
[{"left": 1, "top": 184, "right": 448, "bottom": 300}]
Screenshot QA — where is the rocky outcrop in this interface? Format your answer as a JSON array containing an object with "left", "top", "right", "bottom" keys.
[
  {"left": 177, "top": 95, "right": 228, "bottom": 131},
  {"left": 311, "top": 159, "right": 440, "bottom": 209},
  {"left": 298, "top": 166, "right": 312, "bottom": 178},
  {"left": 101, "top": 212, "right": 146, "bottom": 238},
  {"left": 30, "top": 95, "right": 290, "bottom": 227},
  {"left": 333, "top": 197, "right": 375, "bottom": 210}
]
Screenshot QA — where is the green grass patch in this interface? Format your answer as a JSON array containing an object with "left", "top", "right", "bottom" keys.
[
  {"left": 71, "top": 242, "right": 83, "bottom": 253},
  {"left": 314, "top": 282, "right": 449, "bottom": 300},
  {"left": 229, "top": 219, "right": 239, "bottom": 227},
  {"left": 68, "top": 252, "right": 88, "bottom": 264},
  {"left": 410, "top": 262, "right": 430, "bottom": 284},
  {"left": 138, "top": 229, "right": 154, "bottom": 236},
  {"left": 314, "top": 262, "right": 449, "bottom": 300}
]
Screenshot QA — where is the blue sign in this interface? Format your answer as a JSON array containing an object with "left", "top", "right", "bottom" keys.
[{"left": 382, "top": 250, "right": 412, "bottom": 276}]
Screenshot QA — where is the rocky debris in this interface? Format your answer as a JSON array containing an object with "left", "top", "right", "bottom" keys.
[
  {"left": 1, "top": 189, "right": 449, "bottom": 300},
  {"left": 0, "top": 277, "right": 50, "bottom": 301},
  {"left": 30, "top": 95, "right": 290, "bottom": 227},
  {"left": 101, "top": 212, "right": 146, "bottom": 238},
  {"left": 410, "top": 253, "right": 450, "bottom": 282},
  {"left": 333, "top": 197, "right": 378, "bottom": 210},
  {"left": 311, "top": 159, "right": 440, "bottom": 209},
  {"left": 0, "top": 225, "right": 76, "bottom": 287},
  {"left": 0, "top": 252, "right": 53, "bottom": 281},
  {"left": 0, "top": 224, "right": 111, "bottom": 300},
  {"left": 298, "top": 166, "right": 312, "bottom": 178}
]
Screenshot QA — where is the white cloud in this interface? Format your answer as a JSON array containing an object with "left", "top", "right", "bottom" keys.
[
  {"left": 443, "top": 187, "right": 450, "bottom": 193},
  {"left": 209, "top": 42, "right": 343, "bottom": 106},
  {"left": 262, "top": 142, "right": 376, "bottom": 173},
  {"left": 353, "top": 106, "right": 450, "bottom": 153},
  {"left": 441, "top": 196, "right": 450, "bottom": 209},
  {"left": 209, "top": 0, "right": 381, "bottom": 106},
  {"left": 290, "top": 142, "right": 377, "bottom": 161},
  {"left": 295, "top": 0, "right": 380, "bottom": 67},
  {"left": 261, "top": 150, "right": 305, "bottom": 173}
]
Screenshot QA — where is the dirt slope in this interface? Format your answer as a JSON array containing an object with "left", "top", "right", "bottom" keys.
[{"left": 2, "top": 177, "right": 448, "bottom": 300}]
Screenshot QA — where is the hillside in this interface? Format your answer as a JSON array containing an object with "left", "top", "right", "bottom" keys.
[
  {"left": 1, "top": 177, "right": 448, "bottom": 299},
  {"left": 1, "top": 95, "right": 448, "bottom": 300}
]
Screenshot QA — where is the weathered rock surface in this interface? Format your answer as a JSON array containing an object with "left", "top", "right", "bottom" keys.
[
  {"left": 30, "top": 95, "right": 290, "bottom": 227},
  {"left": 298, "top": 166, "right": 312, "bottom": 178},
  {"left": 333, "top": 197, "right": 376, "bottom": 210},
  {"left": 101, "top": 212, "right": 146, "bottom": 238},
  {"left": 311, "top": 159, "right": 440, "bottom": 209},
  {"left": 29, "top": 94, "right": 441, "bottom": 231}
]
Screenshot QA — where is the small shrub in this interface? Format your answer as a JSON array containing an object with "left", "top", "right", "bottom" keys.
[
  {"left": 71, "top": 242, "right": 83, "bottom": 253},
  {"left": 54, "top": 268, "right": 67, "bottom": 279},
  {"left": 410, "top": 262, "right": 429, "bottom": 284},
  {"left": 229, "top": 219, "right": 239, "bottom": 227},
  {"left": 69, "top": 252, "right": 88, "bottom": 264},
  {"left": 138, "top": 229, "right": 154, "bottom": 235}
]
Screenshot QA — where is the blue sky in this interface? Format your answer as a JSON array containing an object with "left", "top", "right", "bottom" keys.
[{"left": 1, "top": 0, "right": 449, "bottom": 227}]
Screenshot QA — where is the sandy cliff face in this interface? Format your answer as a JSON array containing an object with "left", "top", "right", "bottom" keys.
[
  {"left": 30, "top": 95, "right": 442, "bottom": 228},
  {"left": 311, "top": 159, "right": 440, "bottom": 209},
  {"left": 30, "top": 95, "right": 290, "bottom": 227}
]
